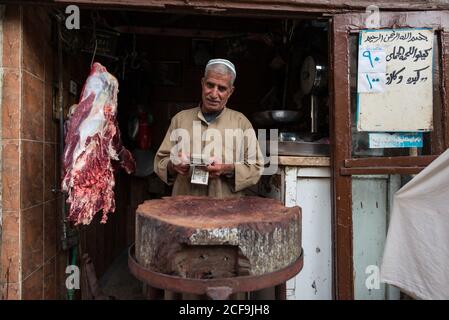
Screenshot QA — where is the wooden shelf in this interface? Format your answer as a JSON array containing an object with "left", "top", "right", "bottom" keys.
[{"left": 277, "top": 156, "right": 330, "bottom": 167}]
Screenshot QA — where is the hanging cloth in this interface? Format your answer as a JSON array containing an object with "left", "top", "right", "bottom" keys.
[{"left": 381, "top": 149, "right": 449, "bottom": 299}]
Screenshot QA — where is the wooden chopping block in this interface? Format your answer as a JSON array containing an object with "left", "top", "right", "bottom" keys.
[{"left": 135, "top": 196, "right": 301, "bottom": 278}]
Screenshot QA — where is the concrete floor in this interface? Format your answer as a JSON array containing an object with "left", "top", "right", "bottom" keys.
[{"left": 99, "top": 249, "right": 145, "bottom": 300}]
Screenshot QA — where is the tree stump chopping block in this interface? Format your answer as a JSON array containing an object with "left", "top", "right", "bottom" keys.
[{"left": 135, "top": 196, "right": 301, "bottom": 279}]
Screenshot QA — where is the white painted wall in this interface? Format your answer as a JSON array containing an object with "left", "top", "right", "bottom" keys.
[
  {"left": 352, "top": 175, "right": 401, "bottom": 300},
  {"left": 284, "top": 167, "right": 332, "bottom": 300},
  {"left": 256, "top": 166, "right": 332, "bottom": 299}
]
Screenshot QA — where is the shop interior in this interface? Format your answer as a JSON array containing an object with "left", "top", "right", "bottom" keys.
[{"left": 57, "top": 8, "right": 330, "bottom": 299}]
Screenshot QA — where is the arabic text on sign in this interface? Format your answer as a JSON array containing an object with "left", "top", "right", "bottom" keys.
[
  {"left": 364, "top": 31, "right": 429, "bottom": 44},
  {"left": 386, "top": 66, "right": 430, "bottom": 86},
  {"left": 357, "top": 28, "right": 434, "bottom": 132},
  {"left": 386, "top": 46, "right": 432, "bottom": 62}
]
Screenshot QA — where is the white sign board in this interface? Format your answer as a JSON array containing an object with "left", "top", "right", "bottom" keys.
[{"left": 357, "top": 29, "right": 434, "bottom": 132}]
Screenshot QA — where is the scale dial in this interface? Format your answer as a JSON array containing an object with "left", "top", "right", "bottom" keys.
[
  {"left": 300, "top": 55, "right": 326, "bottom": 95},
  {"left": 300, "top": 55, "right": 317, "bottom": 95}
]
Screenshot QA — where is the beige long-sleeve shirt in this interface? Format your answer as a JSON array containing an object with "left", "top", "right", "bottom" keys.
[{"left": 154, "top": 106, "right": 264, "bottom": 198}]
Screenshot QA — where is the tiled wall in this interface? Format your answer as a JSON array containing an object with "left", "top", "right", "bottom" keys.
[
  {"left": 0, "top": 3, "right": 195, "bottom": 299},
  {"left": 1, "top": 4, "right": 140, "bottom": 300},
  {"left": 0, "top": 5, "right": 66, "bottom": 300}
]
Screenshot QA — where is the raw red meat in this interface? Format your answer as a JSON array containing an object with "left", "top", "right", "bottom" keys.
[{"left": 62, "top": 62, "right": 135, "bottom": 225}]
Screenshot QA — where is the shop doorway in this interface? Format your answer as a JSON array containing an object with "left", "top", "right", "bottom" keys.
[{"left": 59, "top": 8, "right": 332, "bottom": 299}]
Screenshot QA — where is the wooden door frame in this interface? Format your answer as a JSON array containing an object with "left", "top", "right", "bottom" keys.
[
  {"left": 330, "top": 11, "right": 449, "bottom": 299},
  {"left": 35, "top": 0, "right": 449, "bottom": 13}
]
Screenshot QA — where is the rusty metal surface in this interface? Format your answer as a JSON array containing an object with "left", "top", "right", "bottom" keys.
[
  {"left": 144, "top": 285, "right": 164, "bottom": 300},
  {"left": 128, "top": 245, "right": 303, "bottom": 299},
  {"left": 275, "top": 283, "right": 287, "bottom": 300}
]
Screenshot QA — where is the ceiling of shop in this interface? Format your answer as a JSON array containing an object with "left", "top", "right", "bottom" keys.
[{"left": 83, "top": 9, "right": 307, "bottom": 35}]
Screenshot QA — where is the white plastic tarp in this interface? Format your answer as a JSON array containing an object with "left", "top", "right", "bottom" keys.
[{"left": 381, "top": 149, "right": 449, "bottom": 299}]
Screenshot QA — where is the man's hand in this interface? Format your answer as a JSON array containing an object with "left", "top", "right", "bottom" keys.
[
  {"left": 168, "top": 152, "right": 190, "bottom": 176},
  {"left": 206, "top": 156, "right": 234, "bottom": 178}
]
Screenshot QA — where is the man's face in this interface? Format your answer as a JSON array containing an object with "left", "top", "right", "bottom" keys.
[{"left": 201, "top": 70, "right": 234, "bottom": 113}]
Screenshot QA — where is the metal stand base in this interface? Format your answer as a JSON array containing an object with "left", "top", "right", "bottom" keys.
[{"left": 128, "top": 245, "right": 303, "bottom": 300}]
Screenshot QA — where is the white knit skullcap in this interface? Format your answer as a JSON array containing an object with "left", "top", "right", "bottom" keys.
[{"left": 206, "top": 59, "right": 236, "bottom": 78}]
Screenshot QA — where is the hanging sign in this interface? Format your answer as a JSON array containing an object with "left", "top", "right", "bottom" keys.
[{"left": 357, "top": 28, "right": 434, "bottom": 132}]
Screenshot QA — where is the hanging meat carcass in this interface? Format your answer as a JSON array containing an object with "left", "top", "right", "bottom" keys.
[{"left": 62, "top": 62, "right": 135, "bottom": 225}]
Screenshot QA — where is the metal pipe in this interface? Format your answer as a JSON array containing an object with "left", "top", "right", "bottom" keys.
[
  {"left": 311, "top": 94, "right": 318, "bottom": 133},
  {"left": 275, "top": 282, "right": 287, "bottom": 300},
  {"left": 281, "top": 60, "right": 289, "bottom": 109}
]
